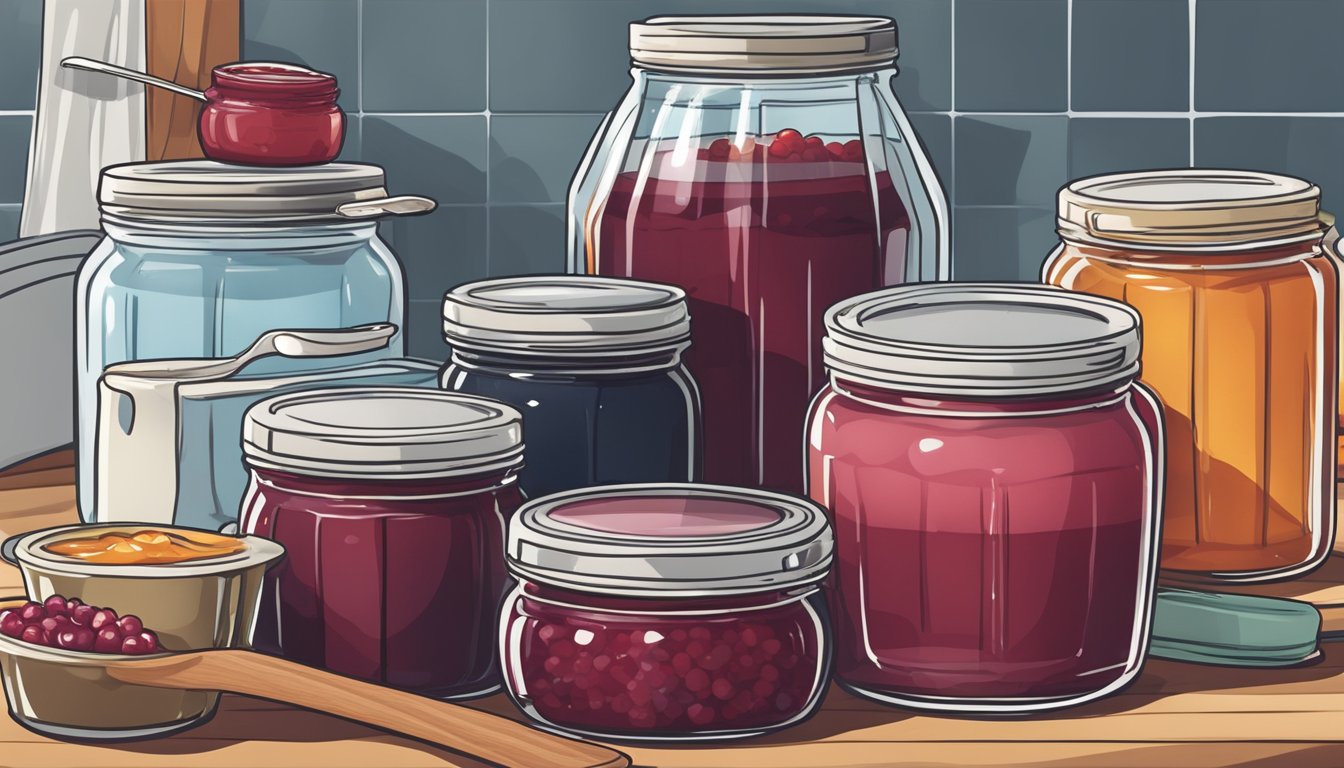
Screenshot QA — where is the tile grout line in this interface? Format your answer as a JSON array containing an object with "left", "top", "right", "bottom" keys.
[
  {"left": 485, "top": 0, "right": 493, "bottom": 277},
  {"left": 1189, "top": 0, "right": 1196, "bottom": 165},
  {"left": 949, "top": 0, "right": 958, "bottom": 244},
  {"left": 1066, "top": 0, "right": 1073, "bottom": 114},
  {"left": 356, "top": 0, "right": 364, "bottom": 120}
]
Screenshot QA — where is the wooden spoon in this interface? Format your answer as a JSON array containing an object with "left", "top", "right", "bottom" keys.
[{"left": 105, "top": 648, "right": 630, "bottom": 768}]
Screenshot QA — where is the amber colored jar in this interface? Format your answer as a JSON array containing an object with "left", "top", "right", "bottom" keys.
[
  {"left": 199, "top": 62, "right": 344, "bottom": 166},
  {"left": 1044, "top": 170, "right": 1338, "bottom": 583}
]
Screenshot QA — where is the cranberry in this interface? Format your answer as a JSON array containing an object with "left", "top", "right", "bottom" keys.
[
  {"left": 711, "top": 678, "right": 736, "bottom": 701},
  {"left": 803, "top": 135, "right": 825, "bottom": 150},
  {"left": 120, "top": 635, "right": 146, "bottom": 654},
  {"left": 4, "top": 597, "right": 163, "bottom": 655},
  {"left": 826, "top": 141, "right": 845, "bottom": 158},
  {"left": 89, "top": 608, "right": 118, "bottom": 631},
  {"left": 18, "top": 604, "right": 43, "bottom": 623},
  {"left": 707, "top": 138, "right": 732, "bottom": 161},
  {"left": 20, "top": 625, "right": 42, "bottom": 644},
  {"left": 137, "top": 631, "right": 160, "bottom": 654},
  {"left": 774, "top": 128, "right": 803, "bottom": 147},
  {"left": 118, "top": 615, "right": 144, "bottom": 635},
  {"left": 840, "top": 139, "right": 864, "bottom": 162},
  {"left": 767, "top": 139, "right": 794, "bottom": 160},
  {"left": 69, "top": 604, "right": 95, "bottom": 626},
  {"left": 0, "top": 612, "right": 21, "bottom": 638},
  {"left": 94, "top": 627, "right": 121, "bottom": 654},
  {"left": 802, "top": 147, "right": 827, "bottom": 162},
  {"left": 42, "top": 595, "right": 67, "bottom": 616}
]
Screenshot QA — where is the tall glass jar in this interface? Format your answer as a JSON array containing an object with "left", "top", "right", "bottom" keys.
[
  {"left": 77, "top": 160, "right": 420, "bottom": 522},
  {"left": 808, "top": 284, "right": 1165, "bottom": 713},
  {"left": 1044, "top": 170, "right": 1337, "bottom": 582},
  {"left": 569, "top": 16, "right": 949, "bottom": 494}
]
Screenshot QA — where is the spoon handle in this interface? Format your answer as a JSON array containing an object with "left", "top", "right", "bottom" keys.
[
  {"left": 61, "top": 57, "right": 208, "bottom": 102},
  {"left": 107, "top": 649, "right": 631, "bottom": 768}
]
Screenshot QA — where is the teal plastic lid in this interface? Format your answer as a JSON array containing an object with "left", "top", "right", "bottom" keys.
[{"left": 1150, "top": 588, "right": 1321, "bottom": 667}]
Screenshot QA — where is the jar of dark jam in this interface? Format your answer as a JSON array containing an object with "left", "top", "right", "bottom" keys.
[
  {"left": 569, "top": 16, "right": 948, "bottom": 494},
  {"left": 239, "top": 387, "right": 523, "bottom": 698},
  {"left": 441, "top": 276, "right": 701, "bottom": 499},
  {"left": 807, "top": 284, "right": 1165, "bottom": 714},
  {"left": 501, "top": 484, "right": 833, "bottom": 741},
  {"left": 199, "top": 62, "right": 344, "bottom": 166}
]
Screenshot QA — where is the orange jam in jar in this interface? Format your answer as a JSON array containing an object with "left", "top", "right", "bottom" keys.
[{"left": 44, "top": 529, "right": 247, "bottom": 565}]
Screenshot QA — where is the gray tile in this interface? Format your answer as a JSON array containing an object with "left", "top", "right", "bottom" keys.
[
  {"left": 379, "top": 205, "right": 489, "bottom": 301},
  {"left": 1071, "top": 0, "right": 1188, "bottom": 112},
  {"left": 1195, "top": 117, "right": 1344, "bottom": 216},
  {"left": 0, "top": 205, "right": 20, "bottom": 243},
  {"left": 953, "top": 207, "right": 1057, "bottom": 281},
  {"left": 908, "top": 112, "right": 951, "bottom": 190},
  {"left": 1195, "top": 0, "right": 1344, "bottom": 112},
  {"left": 242, "top": 0, "right": 360, "bottom": 111},
  {"left": 954, "top": 115, "right": 1067, "bottom": 206},
  {"left": 1068, "top": 118, "right": 1189, "bottom": 180},
  {"left": 0, "top": 115, "right": 31, "bottom": 205},
  {"left": 337, "top": 115, "right": 361, "bottom": 162},
  {"left": 362, "top": 115, "right": 487, "bottom": 205},
  {"left": 0, "top": 0, "right": 41, "bottom": 110},
  {"left": 362, "top": 0, "right": 487, "bottom": 112},
  {"left": 955, "top": 0, "right": 1067, "bottom": 112},
  {"left": 488, "top": 205, "right": 567, "bottom": 277},
  {"left": 490, "top": 114, "right": 604, "bottom": 204},
  {"left": 489, "top": 0, "right": 635, "bottom": 113},
  {"left": 407, "top": 299, "right": 450, "bottom": 361}
]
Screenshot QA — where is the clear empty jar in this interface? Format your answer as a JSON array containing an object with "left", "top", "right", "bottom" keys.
[{"left": 501, "top": 484, "right": 833, "bottom": 741}]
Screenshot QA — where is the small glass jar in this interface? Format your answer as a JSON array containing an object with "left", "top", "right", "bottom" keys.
[
  {"left": 199, "top": 62, "right": 344, "bottom": 166},
  {"left": 441, "top": 276, "right": 701, "bottom": 498},
  {"left": 239, "top": 387, "right": 524, "bottom": 698},
  {"left": 808, "top": 284, "right": 1165, "bottom": 714},
  {"left": 1044, "top": 170, "right": 1337, "bottom": 582},
  {"left": 501, "top": 484, "right": 834, "bottom": 741}
]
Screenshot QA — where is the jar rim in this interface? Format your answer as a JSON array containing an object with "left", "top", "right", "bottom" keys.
[
  {"left": 211, "top": 61, "right": 339, "bottom": 99},
  {"left": 630, "top": 15, "right": 898, "bottom": 75}
]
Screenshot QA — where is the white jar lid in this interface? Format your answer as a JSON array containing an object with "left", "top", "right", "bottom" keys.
[
  {"left": 442, "top": 276, "right": 691, "bottom": 359},
  {"left": 823, "top": 283, "right": 1142, "bottom": 397},
  {"left": 98, "top": 160, "right": 392, "bottom": 223},
  {"left": 242, "top": 387, "right": 524, "bottom": 480},
  {"left": 507, "top": 484, "right": 834, "bottom": 598},
  {"left": 630, "top": 15, "right": 897, "bottom": 75}
]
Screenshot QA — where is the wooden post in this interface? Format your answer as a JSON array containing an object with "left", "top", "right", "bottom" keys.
[{"left": 144, "top": 0, "right": 241, "bottom": 161}]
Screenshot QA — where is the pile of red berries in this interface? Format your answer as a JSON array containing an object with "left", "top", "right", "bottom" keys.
[
  {"left": 703, "top": 128, "right": 865, "bottom": 164},
  {"left": 0, "top": 596, "right": 162, "bottom": 655}
]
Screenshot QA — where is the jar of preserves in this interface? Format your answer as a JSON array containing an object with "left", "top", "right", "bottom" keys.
[
  {"left": 239, "top": 387, "right": 523, "bottom": 698},
  {"left": 441, "top": 276, "right": 701, "bottom": 498},
  {"left": 807, "top": 284, "right": 1164, "bottom": 713},
  {"left": 501, "top": 484, "right": 833, "bottom": 741},
  {"left": 199, "top": 62, "right": 344, "bottom": 166},
  {"left": 569, "top": 15, "right": 949, "bottom": 494},
  {"left": 1044, "top": 170, "right": 1337, "bottom": 582},
  {"left": 77, "top": 160, "right": 422, "bottom": 522}
]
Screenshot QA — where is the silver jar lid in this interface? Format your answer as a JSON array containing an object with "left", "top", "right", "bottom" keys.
[
  {"left": 630, "top": 16, "right": 898, "bottom": 75},
  {"left": 823, "top": 283, "right": 1142, "bottom": 397},
  {"left": 243, "top": 387, "right": 524, "bottom": 480},
  {"left": 442, "top": 276, "right": 691, "bottom": 359},
  {"left": 507, "top": 484, "right": 833, "bottom": 598}
]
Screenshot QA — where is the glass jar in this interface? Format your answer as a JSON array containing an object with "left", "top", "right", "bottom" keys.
[
  {"left": 569, "top": 16, "right": 949, "bottom": 494},
  {"left": 441, "top": 276, "right": 701, "bottom": 498},
  {"left": 1044, "top": 170, "right": 1337, "bottom": 582},
  {"left": 807, "top": 284, "right": 1165, "bottom": 713},
  {"left": 199, "top": 62, "right": 344, "bottom": 166},
  {"left": 238, "top": 387, "right": 523, "bottom": 698},
  {"left": 501, "top": 484, "right": 833, "bottom": 741},
  {"left": 77, "top": 160, "right": 416, "bottom": 522}
]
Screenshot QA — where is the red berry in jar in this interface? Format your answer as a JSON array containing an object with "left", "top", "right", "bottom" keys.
[
  {"left": 89, "top": 608, "right": 118, "bottom": 631},
  {"left": 1, "top": 597, "right": 164, "bottom": 655},
  {"left": 118, "top": 615, "right": 144, "bottom": 635}
]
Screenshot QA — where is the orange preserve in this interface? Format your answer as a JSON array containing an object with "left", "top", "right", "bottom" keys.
[
  {"left": 1044, "top": 170, "right": 1338, "bottom": 582},
  {"left": 44, "top": 528, "right": 246, "bottom": 565}
]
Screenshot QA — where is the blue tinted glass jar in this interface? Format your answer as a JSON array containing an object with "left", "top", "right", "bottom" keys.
[
  {"left": 77, "top": 161, "right": 421, "bottom": 521},
  {"left": 441, "top": 276, "right": 701, "bottom": 498}
]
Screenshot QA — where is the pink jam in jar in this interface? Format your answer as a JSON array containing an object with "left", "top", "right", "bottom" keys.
[
  {"left": 199, "top": 62, "right": 344, "bottom": 166},
  {"left": 502, "top": 485, "right": 834, "bottom": 741},
  {"left": 808, "top": 284, "right": 1165, "bottom": 713},
  {"left": 240, "top": 387, "right": 523, "bottom": 698}
]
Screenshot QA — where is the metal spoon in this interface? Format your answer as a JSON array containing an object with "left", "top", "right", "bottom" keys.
[{"left": 60, "top": 57, "right": 207, "bottom": 101}]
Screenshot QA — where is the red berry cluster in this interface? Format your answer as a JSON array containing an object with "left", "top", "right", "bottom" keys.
[
  {"left": 514, "top": 614, "right": 819, "bottom": 736},
  {"left": 0, "top": 595, "right": 161, "bottom": 655},
  {"left": 703, "top": 129, "right": 865, "bottom": 164}
]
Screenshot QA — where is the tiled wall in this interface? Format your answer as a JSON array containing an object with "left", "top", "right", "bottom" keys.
[{"left": 4, "top": 1, "right": 1344, "bottom": 358}]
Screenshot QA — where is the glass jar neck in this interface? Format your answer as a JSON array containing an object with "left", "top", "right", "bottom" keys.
[
  {"left": 1060, "top": 236, "right": 1321, "bottom": 267},
  {"left": 638, "top": 66, "right": 891, "bottom": 88},
  {"left": 251, "top": 465, "right": 518, "bottom": 499},
  {"left": 448, "top": 345, "right": 684, "bottom": 377},
  {"left": 830, "top": 376, "right": 1134, "bottom": 416},
  {"left": 102, "top": 216, "right": 379, "bottom": 251},
  {"left": 518, "top": 579, "right": 816, "bottom": 614}
]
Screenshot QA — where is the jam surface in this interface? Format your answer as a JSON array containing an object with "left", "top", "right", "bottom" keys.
[{"left": 44, "top": 529, "right": 247, "bottom": 565}]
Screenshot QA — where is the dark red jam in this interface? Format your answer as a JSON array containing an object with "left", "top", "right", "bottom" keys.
[
  {"left": 199, "top": 62, "right": 344, "bottom": 166},
  {"left": 589, "top": 129, "right": 911, "bottom": 493},
  {"left": 503, "top": 583, "right": 827, "bottom": 739}
]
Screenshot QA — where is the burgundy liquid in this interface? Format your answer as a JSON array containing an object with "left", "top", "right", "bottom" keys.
[{"left": 590, "top": 132, "right": 910, "bottom": 492}]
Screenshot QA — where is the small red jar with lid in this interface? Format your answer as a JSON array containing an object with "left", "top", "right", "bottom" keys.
[
  {"left": 808, "top": 283, "right": 1165, "bottom": 714},
  {"left": 239, "top": 386, "right": 523, "bottom": 698},
  {"left": 501, "top": 484, "right": 834, "bottom": 741},
  {"left": 199, "top": 62, "right": 344, "bottom": 166}
]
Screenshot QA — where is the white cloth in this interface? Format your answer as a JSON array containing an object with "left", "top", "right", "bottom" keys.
[{"left": 20, "top": 0, "right": 146, "bottom": 237}]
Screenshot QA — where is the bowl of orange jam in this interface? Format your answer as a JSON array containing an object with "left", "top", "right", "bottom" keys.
[{"left": 3, "top": 525, "right": 284, "bottom": 652}]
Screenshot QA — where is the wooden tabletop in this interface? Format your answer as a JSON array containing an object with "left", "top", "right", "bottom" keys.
[{"left": 6, "top": 453, "right": 1344, "bottom": 767}]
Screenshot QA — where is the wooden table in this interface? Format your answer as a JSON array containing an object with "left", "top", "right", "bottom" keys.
[{"left": 7, "top": 454, "right": 1344, "bottom": 767}]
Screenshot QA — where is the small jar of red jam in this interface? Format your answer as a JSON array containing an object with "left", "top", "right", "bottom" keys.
[
  {"left": 808, "top": 284, "right": 1166, "bottom": 714},
  {"left": 239, "top": 387, "right": 523, "bottom": 698},
  {"left": 501, "top": 484, "right": 834, "bottom": 741},
  {"left": 199, "top": 62, "right": 344, "bottom": 166}
]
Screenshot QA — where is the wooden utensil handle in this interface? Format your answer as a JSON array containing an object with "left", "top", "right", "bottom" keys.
[{"left": 108, "top": 649, "right": 629, "bottom": 768}]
